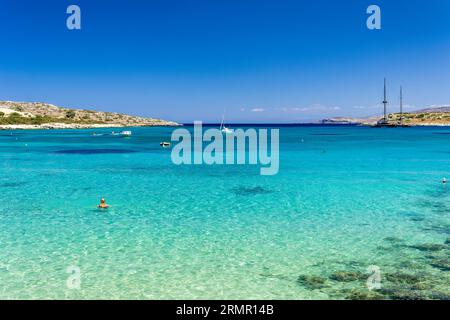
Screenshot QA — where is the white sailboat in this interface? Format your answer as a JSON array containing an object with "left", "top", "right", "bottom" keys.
[{"left": 220, "top": 111, "right": 233, "bottom": 134}]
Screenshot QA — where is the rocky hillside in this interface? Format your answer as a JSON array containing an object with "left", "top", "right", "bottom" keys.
[
  {"left": 386, "top": 109, "right": 450, "bottom": 125},
  {"left": 0, "top": 101, "right": 179, "bottom": 129}
]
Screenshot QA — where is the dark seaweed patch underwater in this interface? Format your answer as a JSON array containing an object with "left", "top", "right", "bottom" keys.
[
  {"left": 230, "top": 186, "right": 273, "bottom": 196},
  {"left": 53, "top": 149, "right": 138, "bottom": 155},
  {"left": 0, "top": 181, "right": 28, "bottom": 188}
]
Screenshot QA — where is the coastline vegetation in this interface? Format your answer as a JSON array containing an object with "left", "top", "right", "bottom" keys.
[
  {"left": 0, "top": 112, "right": 104, "bottom": 125},
  {"left": 388, "top": 112, "right": 450, "bottom": 125}
]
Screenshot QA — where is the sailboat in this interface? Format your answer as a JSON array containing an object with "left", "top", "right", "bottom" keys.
[
  {"left": 220, "top": 111, "right": 233, "bottom": 134},
  {"left": 374, "top": 78, "right": 396, "bottom": 127}
]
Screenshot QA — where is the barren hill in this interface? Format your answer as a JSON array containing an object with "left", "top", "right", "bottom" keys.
[{"left": 0, "top": 101, "right": 179, "bottom": 129}]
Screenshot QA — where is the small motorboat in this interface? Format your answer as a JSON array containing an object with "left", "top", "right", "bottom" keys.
[
  {"left": 119, "top": 130, "right": 132, "bottom": 137},
  {"left": 160, "top": 142, "right": 171, "bottom": 148}
]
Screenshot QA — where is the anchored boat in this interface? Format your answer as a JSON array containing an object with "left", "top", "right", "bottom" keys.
[
  {"left": 373, "top": 78, "right": 406, "bottom": 128},
  {"left": 120, "top": 130, "right": 132, "bottom": 136},
  {"left": 111, "top": 130, "right": 132, "bottom": 137},
  {"left": 220, "top": 110, "right": 233, "bottom": 134}
]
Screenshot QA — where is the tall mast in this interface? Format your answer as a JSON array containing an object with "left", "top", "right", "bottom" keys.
[
  {"left": 382, "top": 78, "right": 388, "bottom": 123},
  {"left": 400, "top": 86, "right": 403, "bottom": 126},
  {"left": 220, "top": 109, "right": 226, "bottom": 130}
]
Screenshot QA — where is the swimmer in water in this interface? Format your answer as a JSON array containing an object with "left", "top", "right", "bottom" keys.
[
  {"left": 443, "top": 177, "right": 447, "bottom": 184},
  {"left": 98, "top": 197, "right": 109, "bottom": 209}
]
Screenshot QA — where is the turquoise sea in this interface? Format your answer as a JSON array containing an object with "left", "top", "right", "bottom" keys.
[{"left": 0, "top": 125, "right": 449, "bottom": 299}]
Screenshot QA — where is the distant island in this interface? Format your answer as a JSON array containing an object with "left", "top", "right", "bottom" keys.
[
  {"left": 0, "top": 101, "right": 179, "bottom": 130},
  {"left": 321, "top": 106, "right": 450, "bottom": 126}
]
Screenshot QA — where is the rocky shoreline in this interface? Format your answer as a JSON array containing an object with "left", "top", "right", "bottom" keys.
[{"left": 0, "top": 122, "right": 180, "bottom": 130}]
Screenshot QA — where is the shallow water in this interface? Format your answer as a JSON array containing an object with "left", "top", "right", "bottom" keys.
[{"left": 0, "top": 125, "right": 449, "bottom": 299}]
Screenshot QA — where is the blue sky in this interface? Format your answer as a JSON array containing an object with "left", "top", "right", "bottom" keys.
[{"left": 1, "top": 0, "right": 450, "bottom": 123}]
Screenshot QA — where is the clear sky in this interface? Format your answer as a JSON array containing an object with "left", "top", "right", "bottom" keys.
[{"left": 1, "top": 0, "right": 450, "bottom": 123}]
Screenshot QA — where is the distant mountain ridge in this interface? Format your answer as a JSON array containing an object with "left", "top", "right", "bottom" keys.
[
  {"left": 0, "top": 101, "right": 179, "bottom": 129},
  {"left": 412, "top": 106, "right": 450, "bottom": 114}
]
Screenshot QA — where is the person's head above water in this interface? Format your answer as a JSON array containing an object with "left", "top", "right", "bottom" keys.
[{"left": 98, "top": 197, "right": 109, "bottom": 208}]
